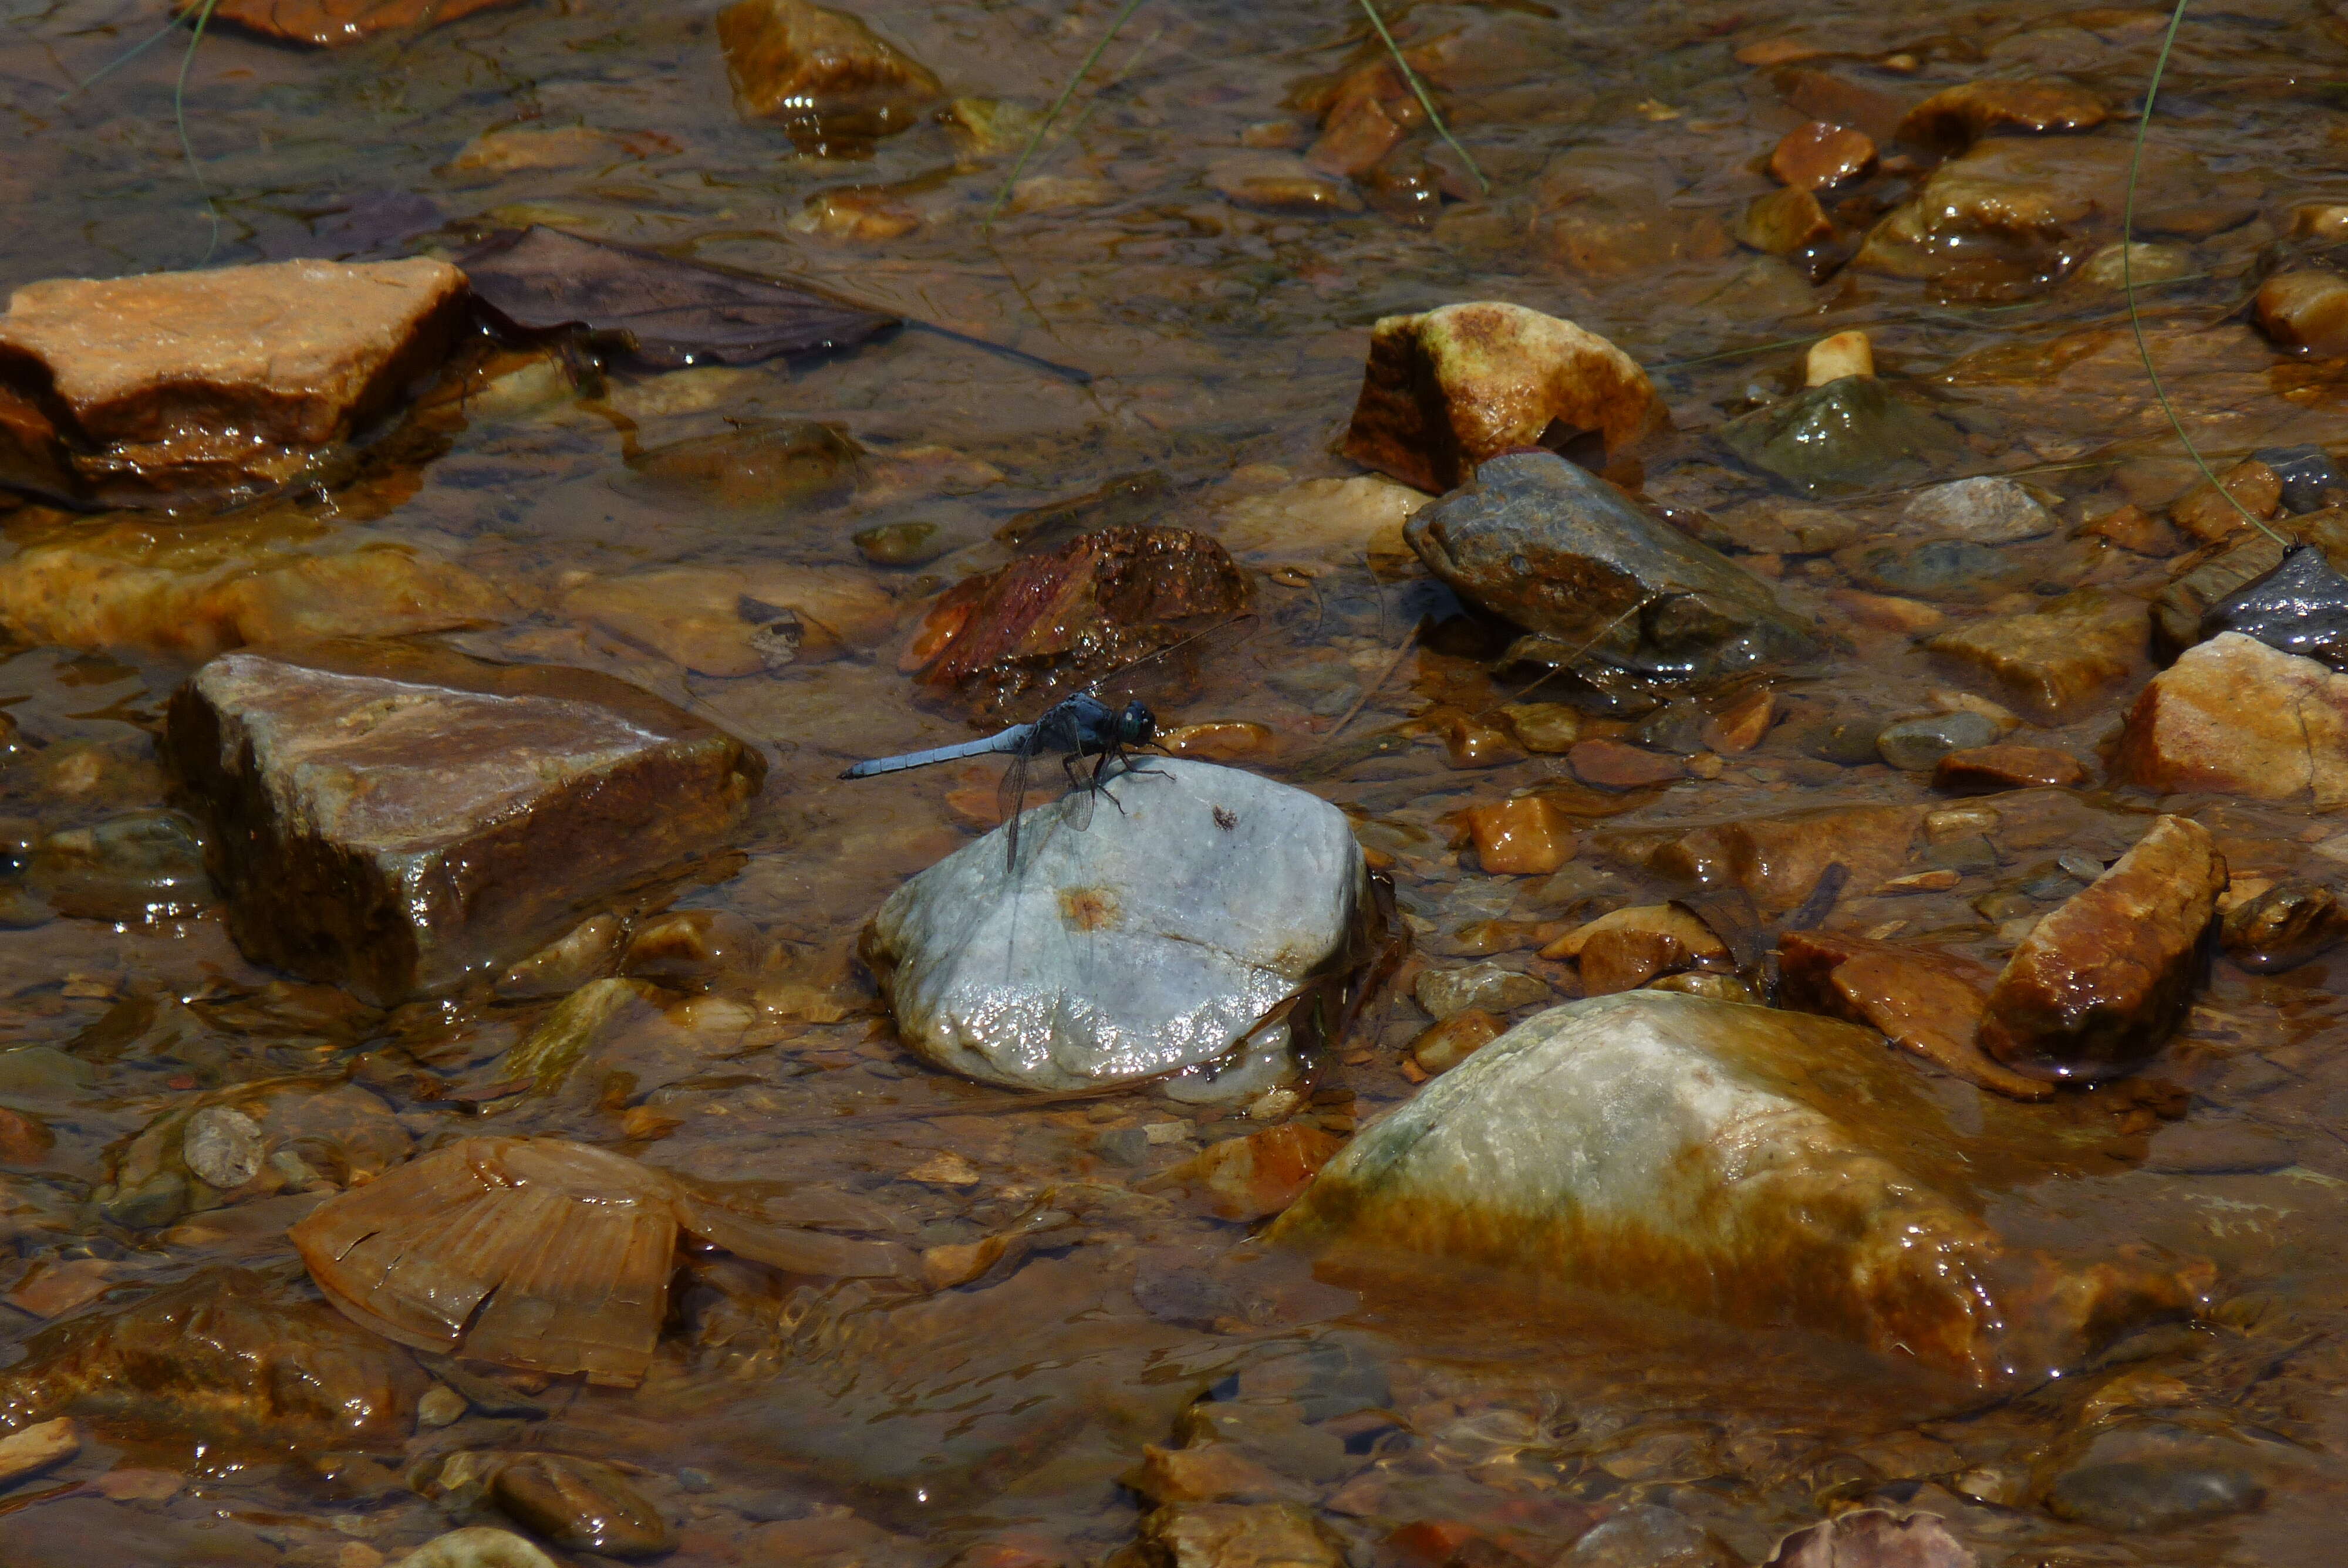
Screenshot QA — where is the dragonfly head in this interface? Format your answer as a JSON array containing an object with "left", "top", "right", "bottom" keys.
[{"left": 1117, "top": 699, "right": 1156, "bottom": 747}]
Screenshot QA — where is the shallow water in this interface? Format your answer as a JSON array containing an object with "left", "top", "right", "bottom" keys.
[{"left": 7, "top": 0, "right": 2348, "bottom": 1563}]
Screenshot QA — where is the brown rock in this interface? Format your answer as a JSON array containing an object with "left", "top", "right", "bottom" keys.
[
  {"left": 0, "top": 1103, "right": 55, "bottom": 1165},
  {"left": 1540, "top": 904, "right": 1728, "bottom": 963},
  {"left": 1497, "top": 702, "right": 1581, "bottom": 753},
  {"left": 1769, "top": 121, "right": 1876, "bottom": 190},
  {"left": 1124, "top": 1445, "right": 1302, "bottom": 1505},
  {"left": 1530, "top": 154, "right": 1735, "bottom": 278},
  {"left": 1139, "top": 1502, "right": 1348, "bottom": 1568},
  {"left": 187, "top": 0, "right": 519, "bottom": 47},
  {"left": 1160, "top": 1125, "right": 1344, "bottom": 1222},
  {"left": 717, "top": 0, "right": 942, "bottom": 147},
  {"left": 1777, "top": 929, "right": 2052, "bottom": 1100},
  {"left": 1205, "top": 154, "right": 1364, "bottom": 215},
  {"left": 1702, "top": 689, "right": 1775, "bottom": 753},
  {"left": 1924, "top": 589, "right": 2145, "bottom": 722},
  {"left": 2083, "top": 502, "right": 2184, "bottom": 557},
  {"left": 1854, "top": 137, "right": 2172, "bottom": 292},
  {"left": 0, "top": 516, "right": 512, "bottom": 659},
  {"left": 1305, "top": 62, "right": 1423, "bottom": 178},
  {"left": 1827, "top": 590, "right": 1947, "bottom": 634},
  {"left": 490, "top": 1452, "right": 673, "bottom": 1558},
  {"left": 2222, "top": 880, "right": 2348, "bottom": 974},
  {"left": 1576, "top": 928, "right": 1693, "bottom": 995},
  {"left": 1568, "top": 738, "right": 1684, "bottom": 790},
  {"left": 1978, "top": 815, "right": 2225, "bottom": 1083},
  {"left": 166, "top": 640, "right": 765, "bottom": 1004},
  {"left": 0, "top": 1416, "right": 79, "bottom": 1486},
  {"left": 1765, "top": 1509, "right": 1972, "bottom": 1568},
  {"left": 1610, "top": 803, "right": 1923, "bottom": 915},
  {"left": 620, "top": 910, "right": 763, "bottom": 989},
  {"left": 906, "top": 526, "right": 1249, "bottom": 713},
  {"left": 1932, "top": 744, "right": 2088, "bottom": 793},
  {"left": 1736, "top": 186, "right": 1834, "bottom": 256},
  {"left": 1466, "top": 796, "right": 1576, "bottom": 875},
  {"left": 1897, "top": 79, "right": 2108, "bottom": 148},
  {"left": 1341, "top": 302, "right": 1664, "bottom": 494},
  {"left": 2169, "top": 458, "right": 2282, "bottom": 545},
  {"left": 0, "top": 257, "right": 465, "bottom": 505},
  {"left": 1778, "top": 68, "right": 1911, "bottom": 142},
  {"left": 2115, "top": 633, "right": 2348, "bottom": 807},
  {"left": 1408, "top": 1008, "right": 1503, "bottom": 1075},
  {"left": 2256, "top": 270, "right": 2348, "bottom": 359}
]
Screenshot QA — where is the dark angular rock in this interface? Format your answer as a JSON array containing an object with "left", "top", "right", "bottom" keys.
[
  {"left": 1718, "top": 377, "right": 1967, "bottom": 495},
  {"left": 166, "top": 640, "right": 765, "bottom": 1005},
  {"left": 1404, "top": 452, "right": 1814, "bottom": 684},
  {"left": 2222, "top": 880, "right": 2348, "bottom": 973},
  {"left": 2252, "top": 444, "right": 2343, "bottom": 514},
  {"left": 2199, "top": 542, "right": 2348, "bottom": 672}
]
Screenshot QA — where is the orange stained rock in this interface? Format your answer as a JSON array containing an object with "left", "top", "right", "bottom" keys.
[
  {"left": 1932, "top": 744, "right": 2087, "bottom": 794},
  {"left": 1541, "top": 903, "right": 1729, "bottom": 962},
  {"left": 1620, "top": 802, "right": 1924, "bottom": 917},
  {"left": 1567, "top": 738, "right": 1684, "bottom": 789},
  {"left": 1827, "top": 590, "right": 1946, "bottom": 634},
  {"left": 1409, "top": 1008, "right": 1504, "bottom": 1074},
  {"left": 1736, "top": 187, "right": 1834, "bottom": 257},
  {"left": 1978, "top": 814, "right": 2226, "bottom": 1083},
  {"left": 1897, "top": 79, "right": 2109, "bottom": 150},
  {"left": 1702, "top": 689, "right": 1776, "bottom": 753},
  {"left": 1306, "top": 62, "right": 1424, "bottom": 178},
  {"left": 1769, "top": 121, "right": 1877, "bottom": 190},
  {"left": 1576, "top": 928, "right": 1695, "bottom": 995},
  {"left": 1803, "top": 330, "right": 1874, "bottom": 387},
  {"left": 1342, "top": 302, "right": 1665, "bottom": 494},
  {"left": 1158, "top": 1124, "right": 1345, "bottom": 1222},
  {"left": 1466, "top": 795, "right": 1577, "bottom": 874},
  {"left": 1777, "top": 927, "right": 2052, "bottom": 1100},
  {"left": 2083, "top": 501, "right": 2184, "bottom": 557},
  {"left": 2256, "top": 271, "right": 2348, "bottom": 359},
  {"left": 1924, "top": 590, "right": 2145, "bottom": 723},
  {"left": 1438, "top": 709, "right": 1524, "bottom": 769},
  {"left": 176, "top": 0, "right": 519, "bottom": 46},
  {"left": 1124, "top": 1444, "right": 1301, "bottom": 1505},
  {"left": 2169, "top": 458, "right": 2283, "bottom": 544},
  {"left": 1159, "top": 721, "right": 1276, "bottom": 760},
  {"left": 717, "top": 0, "right": 943, "bottom": 143},
  {"left": 2116, "top": 633, "right": 2348, "bottom": 807}
]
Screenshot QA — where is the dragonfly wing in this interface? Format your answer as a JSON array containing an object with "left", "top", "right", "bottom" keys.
[{"left": 1064, "top": 759, "right": 1099, "bottom": 834}]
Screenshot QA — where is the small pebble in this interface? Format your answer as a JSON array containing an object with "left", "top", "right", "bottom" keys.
[
  {"left": 417, "top": 1383, "right": 468, "bottom": 1429},
  {"left": 1876, "top": 711, "right": 2000, "bottom": 771},
  {"left": 2057, "top": 851, "right": 2106, "bottom": 881}
]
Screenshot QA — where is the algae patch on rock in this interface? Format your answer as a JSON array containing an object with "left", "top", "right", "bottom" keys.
[{"left": 1271, "top": 991, "right": 2209, "bottom": 1387}]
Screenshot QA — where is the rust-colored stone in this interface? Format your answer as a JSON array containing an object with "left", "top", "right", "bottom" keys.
[
  {"left": 176, "top": 0, "right": 519, "bottom": 47},
  {"left": 717, "top": 0, "right": 942, "bottom": 146},
  {"left": 2083, "top": 502, "right": 2184, "bottom": 557},
  {"left": 2256, "top": 271, "right": 2348, "bottom": 359},
  {"left": 1466, "top": 796, "right": 1576, "bottom": 875},
  {"left": 2222, "top": 880, "right": 2348, "bottom": 974},
  {"left": 1978, "top": 815, "right": 2225, "bottom": 1083},
  {"left": 1896, "top": 80, "right": 2109, "bottom": 150},
  {"left": 1340, "top": 302, "right": 1665, "bottom": 494},
  {"left": 165, "top": 640, "right": 765, "bottom": 1005},
  {"left": 2115, "top": 633, "right": 2348, "bottom": 807},
  {"left": 1736, "top": 187, "right": 1834, "bottom": 256},
  {"left": 1932, "top": 744, "right": 2088, "bottom": 794},
  {"left": 907, "top": 526, "right": 1249, "bottom": 712},
  {"left": 1409, "top": 1008, "right": 1504, "bottom": 1075},
  {"left": 1577, "top": 928, "right": 1692, "bottom": 995},
  {"left": 1160, "top": 1125, "right": 1345, "bottom": 1222},
  {"left": 1778, "top": 928, "right": 2052, "bottom": 1100},
  {"left": 0, "top": 1103, "right": 55, "bottom": 1165},
  {"left": 1827, "top": 590, "right": 1946, "bottom": 634},
  {"left": 0, "top": 257, "right": 465, "bottom": 505},
  {"left": 2168, "top": 458, "right": 2282, "bottom": 545},
  {"left": 1568, "top": 738, "right": 1684, "bottom": 790},
  {"left": 1702, "top": 689, "right": 1776, "bottom": 753},
  {"left": 1305, "top": 62, "right": 1423, "bottom": 178},
  {"left": 1924, "top": 590, "right": 2145, "bottom": 723},
  {"left": 1612, "top": 802, "right": 1923, "bottom": 915},
  {"left": 1124, "top": 1445, "right": 1302, "bottom": 1506},
  {"left": 1769, "top": 121, "right": 1876, "bottom": 190}
]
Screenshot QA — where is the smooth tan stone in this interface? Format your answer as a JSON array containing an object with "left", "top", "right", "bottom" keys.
[
  {"left": 2256, "top": 271, "right": 2348, "bottom": 358},
  {"left": 717, "top": 0, "right": 942, "bottom": 144},
  {"left": 1769, "top": 121, "right": 1876, "bottom": 190},
  {"left": 1924, "top": 590, "right": 2145, "bottom": 722},
  {"left": 2116, "top": 633, "right": 2348, "bottom": 807}
]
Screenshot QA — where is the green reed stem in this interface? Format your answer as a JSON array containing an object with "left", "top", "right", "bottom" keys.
[{"left": 987, "top": 0, "right": 1150, "bottom": 227}]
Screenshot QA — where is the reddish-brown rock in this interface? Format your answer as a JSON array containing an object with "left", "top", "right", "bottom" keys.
[
  {"left": 1896, "top": 80, "right": 2108, "bottom": 149},
  {"left": 1978, "top": 815, "right": 2225, "bottom": 1083},
  {"left": 1568, "top": 738, "right": 1684, "bottom": 790},
  {"left": 1736, "top": 187, "right": 1835, "bottom": 256},
  {"left": 0, "top": 257, "right": 465, "bottom": 505},
  {"left": 2115, "top": 633, "right": 2348, "bottom": 807},
  {"left": 1924, "top": 590, "right": 2146, "bottom": 723},
  {"left": 166, "top": 640, "right": 765, "bottom": 1004},
  {"left": 1932, "top": 744, "right": 2088, "bottom": 794},
  {"left": 1159, "top": 1125, "right": 1345, "bottom": 1222},
  {"left": 1769, "top": 121, "right": 1876, "bottom": 190},
  {"left": 2169, "top": 458, "right": 2283, "bottom": 545},
  {"left": 2256, "top": 271, "right": 2348, "bottom": 359},
  {"left": 1465, "top": 796, "right": 1576, "bottom": 874},
  {"left": 1610, "top": 803, "right": 1923, "bottom": 916},
  {"left": 183, "top": 0, "right": 519, "bottom": 46},
  {"left": 1778, "top": 929, "right": 2052, "bottom": 1100},
  {"left": 2083, "top": 502, "right": 2184, "bottom": 557},
  {"left": 1306, "top": 62, "right": 1423, "bottom": 178},
  {"left": 1409, "top": 1008, "right": 1504, "bottom": 1075},
  {"left": 2222, "top": 880, "right": 2348, "bottom": 974},
  {"left": 906, "top": 526, "right": 1249, "bottom": 712},
  {"left": 0, "top": 1104, "right": 55, "bottom": 1165},
  {"left": 1341, "top": 303, "right": 1665, "bottom": 494},
  {"left": 717, "top": 0, "right": 943, "bottom": 147}
]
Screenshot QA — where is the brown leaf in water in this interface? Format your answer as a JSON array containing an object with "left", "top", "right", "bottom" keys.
[
  {"left": 184, "top": 0, "right": 523, "bottom": 49},
  {"left": 460, "top": 227, "right": 899, "bottom": 369}
]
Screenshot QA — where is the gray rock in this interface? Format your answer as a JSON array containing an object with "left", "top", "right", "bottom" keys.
[
  {"left": 1270, "top": 992, "right": 2210, "bottom": 1387},
  {"left": 1404, "top": 452, "right": 1815, "bottom": 684},
  {"left": 1719, "top": 377, "right": 1968, "bottom": 495},
  {"left": 24, "top": 809, "right": 213, "bottom": 922},
  {"left": 1901, "top": 476, "right": 2054, "bottom": 542},
  {"left": 868, "top": 759, "right": 1368, "bottom": 1099},
  {"left": 181, "top": 1106, "right": 265, "bottom": 1189},
  {"left": 2045, "top": 1460, "right": 2264, "bottom": 1531},
  {"left": 1876, "top": 711, "right": 2002, "bottom": 771},
  {"left": 1415, "top": 962, "right": 1550, "bottom": 1018},
  {"left": 1701, "top": 501, "right": 1865, "bottom": 557},
  {"left": 1837, "top": 536, "right": 2036, "bottom": 600},
  {"left": 2253, "top": 444, "right": 2342, "bottom": 514}
]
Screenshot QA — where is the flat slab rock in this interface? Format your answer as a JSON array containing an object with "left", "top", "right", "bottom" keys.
[
  {"left": 1272, "top": 991, "right": 2209, "bottom": 1387},
  {"left": 166, "top": 641, "right": 765, "bottom": 1005},
  {"left": 0, "top": 256, "right": 465, "bottom": 505},
  {"left": 866, "top": 758, "right": 1368, "bottom": 1099}
]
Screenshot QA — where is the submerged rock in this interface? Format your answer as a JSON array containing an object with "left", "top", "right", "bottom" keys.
[
  {"left": 2256, "top": 270, "right": 2348, "bottom": 359},
  {"left": 1272, "top": 992, "right": 2210, "bottom": 1386},
  {"left": 0, "top": 257, "right": 465, "bottom": 506},
  {"left": 1770, "top": 121, "right": 1875, "bottom": 191},
  {"left": 866, "top": 759, "right": 1368, "bottom": 1098},
  {"left": 620, "top": 420, "right": 862, "bottom": 509},
  {"left": 1404, "top": 452, "right": 1813, "bottom": 682},
  {"left": 1978, "top": 815, "right": 2224, "bottom": 1084},
  {"left": 394, "top": 1530, "right": 560, "bottom": 1568},
  {"left": 2198, "top": 542, "right": 2348, "bottom": 671},
  {"left": 717, "top": 0, "right": 943, "bottom": 148},
  {"left": 2222, "top": 879, "right": 2348, "bottom": 974},
  {"left": 565, "top": 564, "right": 893, "bottom": 676},
  {"left": 165, "top": 640, "right": 765, "bottom": 1005},
  {"left": 22, "top": 808, "right": 214, "bottom": 921},
  {"left": 1139, "top": 1502, "right": 1349, "bottom": 1568},
  {"left": 1342, "top": 303, "right": 1664, "bottom": 494},
  {"left": 2115, "top": 633, "right": 2348, "bottom": 806},
  {"left": 1604, "top": 802, "right": 1922, "bottom": 915},
  {"left": 1897, "top": 79, "right": 2107, "bottom": 149},
  {"left": 489, "top": 1451, "right": 673, "bottom": 1557},
  {"left": 1718, "top": 376, "right": 1968, "bottom": 494},
  {"left": 906, "top": 526, "right": 1249, "bottom": 712},
  {"left": 1925, "top": 590, "right": 2145, "bottom": 722},
  {"left": 199, "top": 0, "right": 519, "bottom": 47},
  {"left": 1777, "top": 928, "right": 2050, "bottom": 1100},
  {"left": 1901, "top": 475, "right": 2053, "bottom": 542}
]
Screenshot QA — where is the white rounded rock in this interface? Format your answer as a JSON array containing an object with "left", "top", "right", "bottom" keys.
[
  {"left": 181, "top": 1106, "right": 264, "bottom": 1189},
  {"left": 868, "top": 758, "right": 1368, "bottom": 1098}
]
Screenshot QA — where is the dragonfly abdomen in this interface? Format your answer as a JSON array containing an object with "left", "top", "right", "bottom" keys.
[{"left": 838, "top": 724, "right": 1035, "bottom": 779}]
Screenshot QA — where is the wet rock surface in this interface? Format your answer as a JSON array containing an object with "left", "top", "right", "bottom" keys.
[
  {"left": 868, "top": 759, "right": 1367, "bottom": 1096},
  {"left": 166, "top": 640, "right": 765, "bottom": 1003},
  {"left": 0, "top": 257, "right": 465, "bottom": 505},
  {"left": 1274, "top": 992, "right": 2207, "bottom": 1386},
  {"left": 2117, "top": 632, "right": 2348, "bottom": 806},
  {"left": 1406, "top": 452, "right": 1814, "bottom": 684},
  {"left": 717, "top": 0, "right": 942, "bottom": 147}
]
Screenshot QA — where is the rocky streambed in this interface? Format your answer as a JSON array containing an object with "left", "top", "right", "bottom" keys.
[{"left": 7, "top": 1, "right": 2348, "bottom": 1566}]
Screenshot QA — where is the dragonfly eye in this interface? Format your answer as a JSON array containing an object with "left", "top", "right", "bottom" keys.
[{"left": 1122, "top": 700, "right": 1155, "bottom": 744}]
